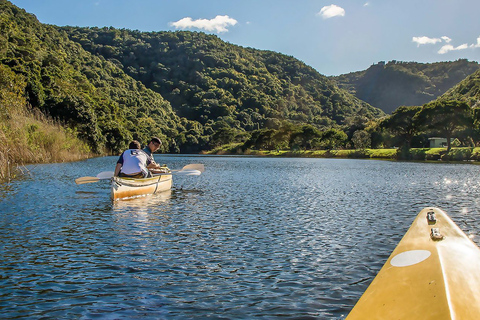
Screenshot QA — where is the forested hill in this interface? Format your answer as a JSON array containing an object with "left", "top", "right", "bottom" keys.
[
  {"left": 1, "top": 0, "right": 386, "bottom": 153},
  {"left": 439, "top": 68, "right": 480, "bottom": 104},
  {"left": 61, "top": 27, "right": 384, "bottom": 127},
  {"left": 0, "top": 1, "right": 183, "bottom": 153},
  {"left": 332, "top": 60, "right": 480, "bottom": 114}
]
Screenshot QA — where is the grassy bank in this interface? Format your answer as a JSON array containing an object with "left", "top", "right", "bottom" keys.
[
  {"left": 0, "top": 109, "right": 94, "bottom": 182},
  {"left": 1, "top": 65, "right": 95, "bottom": 182},
  {"left": 0, "top": 109, "right": 95, "bottom": 181},
  {"left": 206, "top": 144, "right": 480, "bottom": 162}
]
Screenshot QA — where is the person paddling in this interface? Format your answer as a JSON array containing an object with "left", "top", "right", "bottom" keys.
[
  {"left": 114, "top": 140, "right": 163, "bottom": 178},
  {"left": 143, "top": 137, "right": 161, "bottom": 161},
  {"left": 143, "top": 137, "right": 168, "bottom": 174}
]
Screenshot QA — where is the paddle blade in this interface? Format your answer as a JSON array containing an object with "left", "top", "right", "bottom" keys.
[
  {"left": 180, "top": 164, "right": 205, "bottom": 173},
  {"left": 176, "top": 169, "right": 202, "bottom": 176},
  {"left": 97, "top": 171, "right": 114, "bottom": 179},
  {"left": 75, "top": 171, "right": 114, "bottom": 184},
  {"left": 75, "top": 176, "right": 100, "bottom": 184}
]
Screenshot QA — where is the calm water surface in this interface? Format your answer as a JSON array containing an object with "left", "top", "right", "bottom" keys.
[{"left": 1, "top": 156, "right": 480, "bottom": 319}]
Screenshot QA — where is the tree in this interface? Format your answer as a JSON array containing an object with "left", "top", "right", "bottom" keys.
[
  {"left": 380, "top": 105, "right": 422, "bottom": 151},
  {"left": 243, "top": 128, "right": 279, "bottom": 150},
  {"left": 209, "top": 127, "right": 238, "bottom": 148},
  {"left": 352, "top": 130, "right": 371, "bottom": 150},
  {"left": 318, "top": 128, "right": 348, "bottom": 150},
  {"left": 414, "top": 100, "right": 473, "bottom": 152},
  {"left": 289, "top": 125, "right": 321, "bottom": 150}
]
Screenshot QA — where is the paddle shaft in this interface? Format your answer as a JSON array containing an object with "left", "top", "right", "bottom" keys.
[{"left": 75, "top": 164, "right": 203, "bottom": 184}]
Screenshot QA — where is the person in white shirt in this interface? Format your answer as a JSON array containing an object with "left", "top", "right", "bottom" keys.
[{"left": 114, "top": 140, "right": 156, "bottom": 178}]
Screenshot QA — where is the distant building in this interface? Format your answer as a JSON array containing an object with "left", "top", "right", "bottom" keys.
[{"left": 428, "top": 137, "right": 447, "bottom": 148}]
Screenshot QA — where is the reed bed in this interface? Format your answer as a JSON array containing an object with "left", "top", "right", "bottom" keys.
[{"left": 0, "top": 107, "right": 93, "bottom": 182}]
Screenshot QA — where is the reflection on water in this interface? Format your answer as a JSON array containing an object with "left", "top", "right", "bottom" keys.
[
  {"left": 112, "top": 189, "right": 173, "bottom": 211},
  {"left": 0, "top": 156, "right": 480, "bottom": 319}
]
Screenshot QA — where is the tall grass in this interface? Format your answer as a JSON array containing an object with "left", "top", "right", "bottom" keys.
[
  {"left": 1, "top": 65, "right": 95, "bottom": 182},
  {"left": 0, "top": 107, "right": 93, "bottom": 182}
]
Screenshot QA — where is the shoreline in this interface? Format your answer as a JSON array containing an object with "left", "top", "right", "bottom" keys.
[
  {"left": 203, "top": 147, "right": 480, "bottom": 163},
  {"left": 4, "top": 146, "right": 480, "bottom": 184}
]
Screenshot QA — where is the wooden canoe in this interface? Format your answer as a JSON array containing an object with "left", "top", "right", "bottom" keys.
[
  {"left": 346, "top": 207, "right": 480, "bottom": 319},
  {"left": 111, "top": 174, "right": 172, "bottom": 201}
]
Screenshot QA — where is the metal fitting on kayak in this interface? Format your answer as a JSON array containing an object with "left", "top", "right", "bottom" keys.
[
  {"left": 430, "top": 228, "right": 444, "bottom": 241},
  {"left": 426, "top": 211, "right": 437, "bottom": 224}
]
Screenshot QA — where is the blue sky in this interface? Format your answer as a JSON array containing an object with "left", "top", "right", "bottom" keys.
[{"left": 9, "top": 0, "right": 480, "bottom": 76}]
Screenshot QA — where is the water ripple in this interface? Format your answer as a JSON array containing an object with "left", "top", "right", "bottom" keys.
[{"left": 0, "top": 157, "right": 479, "bottom": 319}]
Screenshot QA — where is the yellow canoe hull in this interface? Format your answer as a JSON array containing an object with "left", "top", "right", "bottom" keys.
[
  {"left": 111, "top": 174, "right": 172, "bottom": 201},
  {"left": 346, "top": 207, "right": 480, "bottom": 319}
]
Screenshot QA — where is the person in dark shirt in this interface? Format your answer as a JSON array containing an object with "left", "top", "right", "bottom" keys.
[
  {"left": 143, "top": 137, "right": 168, "bottom": 174},
  {"left": 143, "top": 137, "right": 161, "bottom": 159}
]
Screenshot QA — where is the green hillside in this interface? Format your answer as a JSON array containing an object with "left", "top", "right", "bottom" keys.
[
  {"left": 333, "top": 60, "right": 480, "bottom": 114},
  {"left": 0, "top": 0, "right": 184, "bottom": 153},
  {"left": 61, "top": 27, "right": 384, "bottom": 129},
  {"left": 1, "top": 0, "right": 387, "bottom": 154},
  {"left": 440, "top": 68, "right": 480, "bottom": 104},
  {"left": 2, "top": 0, "right": 480, "bottom": 169}
]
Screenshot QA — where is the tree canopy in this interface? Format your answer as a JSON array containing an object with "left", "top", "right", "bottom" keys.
[
  {"left": 0, "top": 1, "right": 186, "bottom": 153},
  {"left": 60, "top": 26, "right": 384, "bottom": 149},
  {"left": 414, "top": 100, "right": 473, "bottom": 151},
  {"left": 380, "top": 106, "right": 422, "bottom": 149}
]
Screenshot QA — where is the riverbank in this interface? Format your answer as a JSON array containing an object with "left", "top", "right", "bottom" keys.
[
  {"left": 5, "top": 142, "right": 479, "bottom": 184},
  {"left": 0, "top": 109, "right": 95, "bottom": 182},
  {"left": 1, "top": 66, "right": 97, "bottom": 182},
  {"left": 205, "top": 144, "right": 480, "bottom": 162}
]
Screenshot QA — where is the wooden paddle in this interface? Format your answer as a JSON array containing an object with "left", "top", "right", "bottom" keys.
[
  {"left": 172, "top": 163, "right": 205, "bottom": 173},
  {"left": 152, "top": 163, "right": 204, "bottom": 176},
  {"left": 75, "top": 164, "right": 204, "bottom": 184},
  {"left": 75, "top": 171, "right": 114, "bottom": 184}
]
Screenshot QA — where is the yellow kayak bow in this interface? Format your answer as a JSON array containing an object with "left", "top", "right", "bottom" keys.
[{"left": 346, "top": 207, "right": 480, "bottom": 320}]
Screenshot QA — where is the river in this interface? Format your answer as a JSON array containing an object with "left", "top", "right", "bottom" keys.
[{"left": 1, "top": 155, "right": 479, "bottom": 319}]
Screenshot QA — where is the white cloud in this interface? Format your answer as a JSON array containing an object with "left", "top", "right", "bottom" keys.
[
  {"left": 412, "top": 36, "right": 443, "bottom": 46},
  {"left": 438, "top": 43, "right": 468, "bottom": 54},
  {"left": 317, "top": 5, "right": 345, "bottom": 19},
  {"left": 363, "top": 2, "right": 370, "bottom": 7},
  {"left": 170, "top": 15, "right": 238, "bottom": 33},
  {"left": 413, "top": 34, "right": 480, "bottom": 54},
  {"left": 471, "top": 36, "right": 480, "bottom": 48},
  {"left": 441, "top": 36, "right": 452, "bottom": 43}
]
